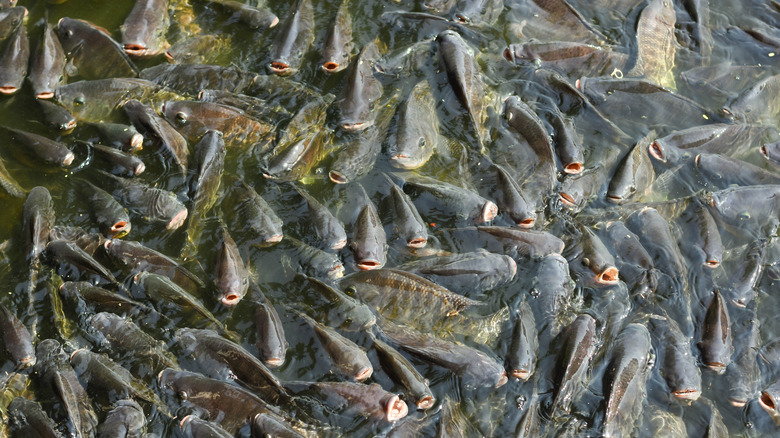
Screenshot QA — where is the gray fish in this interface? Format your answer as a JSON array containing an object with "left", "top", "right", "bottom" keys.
[
  {"left": 551, "top": 314, "right": 597, "bottom": 418},
  {"left": 91, "top": 122, "right": 144, "bottom": 152},
  {"left": 180, "top": 415, "right": 232, "bottom": 438},
  {"left": 388, "top": 79, "right": 438, "bottom": 170},
  {"left": 695, "top": 153, "right": 780, "bottom": 189},
  {"left": 300, "top": 275, "right": 375, "bottom": 332},
  {"left": 722, "top": 74, "right": 780, "bottom": 123},
  {"left": 56, "top": 17, "right": 139, "bottom": 79},
  {"left": 29, "top": 18, "right": 66, "bottom": 99},
  {"left": 183, "top": 129, "right": 225, "bottom": 257},
  {"left": 607, "top": 132, "right": 656, "bottom": 204},
  {"left": 98, "top": 400, "right": 146, "bottom": 438},
  {"left": 0, "top": 21, "right": 27, "bottom": 94},
  {"left": 251, "top": 413, "right": 306, "bottom": 438},
  {"left": 725, "top": 303, "right": 760, "bottom": 407},
  {"left": 254, "top": 294, "right": 287, "bottom": 368},
  {"left": 373, "top": 336, "right": 434, "bottom": 409},
  {"left": 0, "top": 154, "right": 24, "bottom": 198},
  {"left": 649, "top": 313, "right": 701, "bottom": 401},
  {"left": 70, "top": 349, "right": 164, "bottom": 407},
  {"left": 492, "top": 163, "right": 536, "bottom": 227},
  {"left": 335, "top": 41, "right": 383, "bottom": 131},
  {"left": 402, "top": 174, "right": 498, "bottom": 225},
  {"left": 5, "top": 126, "right": 74, "bottom": 168},
  {"left": 121, "top": 0, "right": 170, "bottom": 57},
  {"left": 723, "top": 239, "right": 766, "bottom": 308},
  {"left": 104, "top": 238, "right": 204, "bottom": 291},
  {"left": 89, "top": 142, "right": 145, "bottom": 178},
  {"left": 504, "top": 41, "right": 628, "bottom": 79},
  {"left": 38, "top": 99, "right": 77, "bottom": 132},
  {"left": 268, "top": 0, "right": 314, "bottom": 76},
  {"left": 288, "top": 380, "right": 408, "bottom": 423},
  {"left": 628, "top": 0, "right": 677, "bottom": 90},
  {"left": 705, "top": 185, "right": 780, "bottom": 237},
  {"left": 206, "top": 0, "right": 278, "bottom": 30},
  {"left": 7, "top": 397, "right": 61, "bottom": 437},
  {"left": 350, "top": 197, "right": 387, "bottom": 271},
  {"left": 398, "top": 250, "right": 516, "bottom": 295},
  {"left": 293, "top": 184, "right": 346, "bottom": 251},
  {"left": 320, "top": 0, "right": 353, "bottom": 73},
  {"left": 55, "top": 78, "right": 168, "bottom": 123},
  {"left": 99, "top": 171, "right": 188, "bottom": 230},
  {"left": 78, "top": 179, "right": 132, "bottom": 239},
  {"left": 123, "top": 98, "right": 188, "bottom": 173},
  {"left": 529, "top": 253, "right": 575, "bottom": 339},
  {"left": 224, "top": 176, "right": 283, "bottom": 245},
  {"left": 0, "top": 302, "right": 35, "bottom": 369},
  {"left": 22, "top": 186, "right": 55, "bottom": 263},
  {"left": 507, "top": 300, "right": 538, "bottom": 381},
  {"left": 214, "top": 223, "right": 249, "bottom": 306},
  {"left": 698, "top": 290, "right": 732, "bottom": 374}
]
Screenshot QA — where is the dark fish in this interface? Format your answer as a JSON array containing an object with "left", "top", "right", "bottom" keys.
[
  {"left": 402, "top": 174, "right": 498, "bottom": 225},
  {"left": 139, "top": 63, "right": 259, "bottom": 95},
  {"left": 320, "top": 0, "right": 353, "bottom": 73},
  {"left": 59, "top": 281, "right": 159, "bottom": 323},
  {"left": 78, "top": 179, "right": 132, "bottom": 238},
  {"left": 183, "top": 129, "right": 225, "bottom": 257},
  {"left": 46, "top": 239, "right": 120, "bottom": 287},
  {"left": 602, "top": 323, "right": 652, "bottom": 438},
  {"left": 268, "top": 0, "right": 314, "bottom": 75},
  {"left": 206, "top": 0, "right": 278, "bottom": 30},
  {"left": 565, "top": 224, "right": 619, "bottom": 286},
  {"left": 174, "top": 328, "right": 285, "bottom": 402},
  {"left": 629, "top": 0, "right": 677, "bottom": 90},
  {"left": 70, "top": 349, "right": 163, "bottom": 406},
  {"left": 34, "top": 339, "right": 98, "bottom": 438},
  {"left": 180, "top": 415, "right": 232, "bottom": 438},
  {"left": 604, "top": 220, "right": 656, "bottom": 299},
  {"left": 648, "top": 123, "right": 775, "bottom": 165},
  {"left": 254, "top": 295, "right": 287, "bottom": 367},
  {"left": 0, "top": 21, "right": 27, "bottom": 94},
  {"left": 723, "top": 239, "right": 766, "bottom": 307},
  {"left": 508, "top": 0, "right": 607, "bottom": 44},
  {"left": 548, "top": 106, "right": 584, "bottom": 174},
  {"left": 214, "top": 223, "right": 249, "bottom": 306},
  {"left": 89, "top": 142, "right": 145, "bottom": 177},
  {"left": 251, "top": 413, "right": 306, "bottom": 438},
  {"left": 503, "top": 96, "right": 556, "bottom": 193},
  {"left": 379, "top": 318, "right": 507, "bottom": 388},
  {"left": 224, "top": 177, "right": 283, "bottom": 245},
  {"left": 725, "top": 303, "right": 760, "bottom": 407},
  {"left": 123, "top": 98, "right": 188, "bottom": 173},
  {"left": 22, "top": 186, "right": 55, "bottom": 263},
  {"left": 528, "top": 253, "right": 574, "bottom": 339},
  {"left": 0, "top": 302, "right": 35, "bottom": 368},
  {"left": 165, "top": 35, "right": 229, "bottom": 64},
  {"left": 681, "top": 64, "right": 768, "bottom": 105},
  {"left": 373, "top": 337, "right": 434, "bottom": 409},
  {"left": 29, "top": 18, "right": 66, "bottom": 99},
  {"left": 293, "top": 309, "right": 373, "bottom": 381},
  {"left": 121, "top": 0, "right": 169, "bottom": 57},
  {"left": 695, "top": 153, "right": 780, "bottom": 189},
  {"left": 278, "top": 237, "right": 345, "bottom": 280},
  {"left": 38, "top": 99, "right": 77, "bottom": 132},
  {"left": 6, "top": 397, "right": 60, "bottom": 437},
  {"left": 335, "top": 40, "right": 383, "bottom": 131},
  {"left": 289, "top": 381, "right": 408, "bottom": 423},
  {"left": 557, "top": 163, "right": 611, "bottom": 212},
  {"left": 446, "top": 226, "right": 565, "bottom": 260},
  {"left": 91, "top": 122, "right": 144, "bottom": 152},
  {"left": 625, "top": 207, "right": 687, "bottom": 292},
  {"left": 607, "top": 132, "right": 656, "bottom": 204},
  {"left": 300, "top": 275, "right": 375, "bottom": 331},
  {"left": 388, "top": 79, "right": 438, "bottom": 170},
  {"left": 5, "top": 126, "right": 74, "bottom": 168},
  {"left": 504, "top": 41, "right": 628, "bottom": 79},
  {"left": 262, "top": 129, "right": 331, "bottom": 183},
  {"left": 56, "top": 17, "right": 139, "bottom": 79},
  {"left": 398, "top": 250, "right": 516, "bottom": 295},
  {"left": 99, "top": 171, "right": 188, "bottom": 230},
  {"left": 762, "top": 139, "right": 780, "bottom": 167},
  {"left": 649, "top": 313, "right": 701, "bottom": 401},
  {"left": 88, "top": 312, "right": 178, "bottom": 378},
  {"left": 722, "top": 74, "right": 780, "bottom": 122},
  {"left": 0, "top": 155, "right": 23, "bottom": 198},
  {"left": 551, "top": 314, "right": 597, "bottom": 417},
  {"left": 54, "top": 78, "right": 170, "bottom": 123},
  {"left": 98, "top": 400, "right": 146, "bottom": 437},
  {"left": 162, "top": 100, "right": 273, "bottom": 150},
  {"left": 350, "top": 197, "right": 387, "bottom": 271},
  {"left": 679, "top": 203, "right": 722, "bottom": 269},
  {"left": 0, "top": 7, "right": 24, "bottom": 42},
  {"left": 104, "top": 238, "right": 204, "bottom": 291},
  {"left": 340, "top": 269, "right": 482, "bottom": 324},
  {"left": 157, "top": 368, "right": 281, "bottom": 433},
  {"left": 507, "top": 300, "right": 538, "bottom": 381},
  {"left": 492, "top": 163, "right": 536, "bottom": 227},
  {"left": 293, "top": 184, "right": 346, "bottom": 250},
  {"left": 698, "top": 289, "right": 733, "bottom": 374},
  {"left": 705, "top": 185, "right": 780, "bottom": 236},
  {"left": 437, "top": 30, "right": 487, "bottom": 148},
  {"left": 198, "top": 89, "right": 292, "bottom": 125}
]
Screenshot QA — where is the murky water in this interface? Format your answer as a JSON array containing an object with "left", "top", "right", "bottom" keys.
[{"left": 1, "top": 0, "right": 780, "bottom": 436}]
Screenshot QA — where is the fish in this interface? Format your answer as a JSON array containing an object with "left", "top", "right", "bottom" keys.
[
  {"left": 104, "top": 238, "right": 204, "bottom": 291},
  {"left": 0, "top": 21, "right": 27, "bottom": 94},
  {"left": 694, "top": 153, "right": 780, "bottom": 189},
  {"left": 46, "top": 239, "right": 121, "bottom": 288},
  {"left": 565, "top": 224, "right": 620, "bottom": 286},
  {"left": 725, "top": 303, "right": 760, "bottom": 407},
  {"left": 387, "top": 79, "right": 438, "bottom": 170},
  {"left": 89, "top": 142, "right": 146, "bottom": 177},
  {"left": 182, "top": 129, "right": 225, "bottom": 257},
  {"left": 78, "top": 179, "right": 132, "bottom": 238},
  {"left": 401, "top": 174, "right": 498, "bottom": 225},
  {"left": 251, "top": 413, "right": 306, "bottom": 438},
  {"left": 378, "top": 318, "right": 507, "bottom": 388},
  {"left": 98, "top": 171, "right": 188, "bottom": 230},
  {"left": 398, "top": 250, "right": 516, "bottom": 295},
  {"left": 504, "top": 41, "right": 629, "bottom": 79},
  {"left": 165, "top": 34, "right": 230, "bottom": 64},
  {"left": 705, "top": 185, "right": 780, "bottom": 237},
  {"left": 698, "top": 289, "right": 733, "bottom": 374},
  {"left": 268, "top": 0, "right": 314, "bottom": 75},
  {"left": 70, "top": 348, "right": 165, "bottom": 407},
  {"left": 162, "top": 100, "right": 274, "bottom": 150},
  {"left": 722, "top": 74, "right": 780, "bottom": 123},
  {"left": 6, "top": 397, "right": 61, "bottom": 437},
  {"left": 180, "top": 415, "right": 232, "bottom": 437},
  {"left": 648, "top": 313, "right": 701, "bottom": 401},
  {"left": 214, "top": 223, "right": 249, "bottom": 306},
  {"left": 253, "top": 294, "right": 288, "bottom": 368},
  {"left": 34, "top": 339, "right": 99, "bottom": 438},
  {"left": 0, "top": 7, "right": 24, "bottom": 43},
  {"left": 98, "top": 400, "right": 147, "bottom": 437},
  {"left": 350, "top": 197, "right": 387, "bottom": 271},
  {"left": 603, "top": 220, "right": 656, "bottom": 299},
  {"left": 759, "top": 379, "right": 780, "bottom": 426},
  {"left": 56, "top": 17, "right": 139, "bottom": 79},
  {"left": 491, "top": 163, "right": 536, "bottom": 227},
  {"left": 320, "top": 0, "right": 353, "bottom": 73},
  {"left": 4, "top": 126, "right": 74, "bottom": 168},
  {"left": 28, "top": 18, "right": 66, "bottom": 99},
  {"left": 0, "top": 155, "right": 23, "bottom": 198},
  {"left": 335, "top": 40, "right": 384, "bottom": 131},
  {"left": 91, "top": 122, "right": 144, "bottom": 152},
  {"left": 205, "top": 0, "right": 279, "bottom": 30},
  {"left": 299, "top": 275, "right": 376, "bottom": 331},
  {"left": 293, "top": 184, "right": 347, "bottom": 251},
  {"left": 22, "top": 186, "right": 55, "bottom": 264},
  {"left": 55, "top": 78, "right": 171, "bottom": 123},
  {"left": 551, "top": 314, "right": 597, "bottom": 418},
  {"left": 293, "top": 309, "right": 373, "bottom": 381},
  {"left": 723, "top": 239, "right": 766, "bottom": 307},
  {"left": 628, "top": 0, "right": 677, "bottom": 90},
  {"left": 121, "top": 0, "right": 170, "bottom": 57},
  {"left": 507, "top": 300, "right": 538, "bottom": 381},
  {"left": 37, "top": 99, "right": 77, "bottom": 132},
  {"left": 223, "top": 176, "right": 283, "bottom": 245},
  {"left": 123, "top": 98, "right": 188, "bottom": 173},
  {"left": 602, "top": 323, "right": 652, "bottom": 438},
  {"left": 287, "top": 381, "right": 408, "bottom": 423},
  {"left": 607, "top": 132, "right": 656, "bottom": 204},
  {"left": 373, "top": 336, "right": 435, "bottom": 409},
  {"left": 0, "top": 302, "right": 35, "bottom": 369},
  {"left": 278, "top": 237, "right": 346, "bottom": 280},
  {"left": 648, "top": 124, "right": 775, "bottom": 165}
]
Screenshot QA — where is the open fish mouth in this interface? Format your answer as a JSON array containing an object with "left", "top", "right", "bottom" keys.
[
  {"left": 341, "top": 121, "right": 372, "bottom": 131},
  {"left": 648, "top": 141, "right": 665, "bottom": 162},
  {"left": 270, "top": 62, "right": 293, "bottom": 75},
  {"left": 595, "top": 267, "right": 619, "bottom": 285},
  {"left": 133, "top": 162, "right": 146, "bottom": 175},
  {"left": 517, "top": 217, "right": 535, "bottom": 228},
  {"left": 729, "top": 395, "right": 748, "bottom": 407},
  {"left": 385, "top": 395, "right": 408, "bottom": 422},
  {"left": 166, "top": 208, "right": 189, "bottom": 230},
  {"left": 759, "top": 391, "right": 778, "bottom": 416},
  {"left": 62, "top": 152, "right": 75, "bottom": 167},
  {"left": 129, "top": 133, "right": 144, "bottom": 151},
  {"left": 606, "top": 194, "right": 623, "bottom": 204},
  {"left": 220, "top": 292, "right": 244, "bottom": 306},
  {"left": 322, "top": 61, "right": 343, "bottom": 73},
  {"left": 495, "top": 372, "right": 508, "bottom": 387},
  {"left": 407, "top": 237, "right": 427, "bottom": 248},
  {"left": 124, "top": 44, "right": 150, "bottom": 57},
  {"left": 0, "top": 86, "right": 18, "bottom": 95},
  {"left": 357, "top": 260, "right": 382, "bottom": 270},
  {"left": 329, "top": 171, "right": 347, "bottom": 184},
  {"left": 502, "top": 48, "right": 515, "bottom": 62},
  {"left": 110, "top": 221, "right": 131, "bottom": 238},
  {"left": 510, "top": 368, "right": 531, "bottom": 381},
  {"left": 704, "top": 259, "right": 720, "bottom": 268},
  {"left": 558, "top": 192, "right": 576, "bottom": 207},
  {"left": 564, "top": 162, "right": 584, "bottom": 174},
  {"left": 36, "top": 91, "right": 55, "bottom": 99},
  {"left": 266, "top": 357, "right": 285, "bottom": 368},
  {"left": 480, "top": 202, "right": 498, "bottom": 223},
  {"left": 328, "top": 264, "right": 346, "bottom": 279},
  {"left": 672, "top": 389, "right": 701, "bottom": 401},
  {"left": 355, "top": 366, "right": 373, "bottom": 381},
  {"left": 704, "top": 362, "right": 727, "bottom": 374},
  {"left": 264, "top": 234, "right": 284, "bottom": 245},
  {"left": 416, "top": 395, "right": 435, "bottom": 410}
]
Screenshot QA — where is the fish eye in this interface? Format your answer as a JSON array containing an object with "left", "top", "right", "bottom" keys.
[
  {"left": 737, "top": 211, "right": 751, "bottom": 221},
  {"left": 175, "top": 112, "right": 188, "bottom": 124},
  {"left": 345, "top": 286, "right": 357, "bottom": 295},
  {"left": 418, "top": 137, "right": 426, "bottom": 147},
  {"left": 178, "top": 390, "right": 188, "bottom": 400},
  {"left": 74, "top": 96, "right": 85, "bottom": 105},
  {"left": 582, "top": 257, "right": 590, "bottom": 266},
  {"left": 343, "top": 318, "right": 352, "bottom": 326}
]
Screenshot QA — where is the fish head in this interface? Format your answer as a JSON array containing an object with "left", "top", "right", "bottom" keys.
[{"left": 384, "top": 394, "right": 408, "bottom": 422}]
